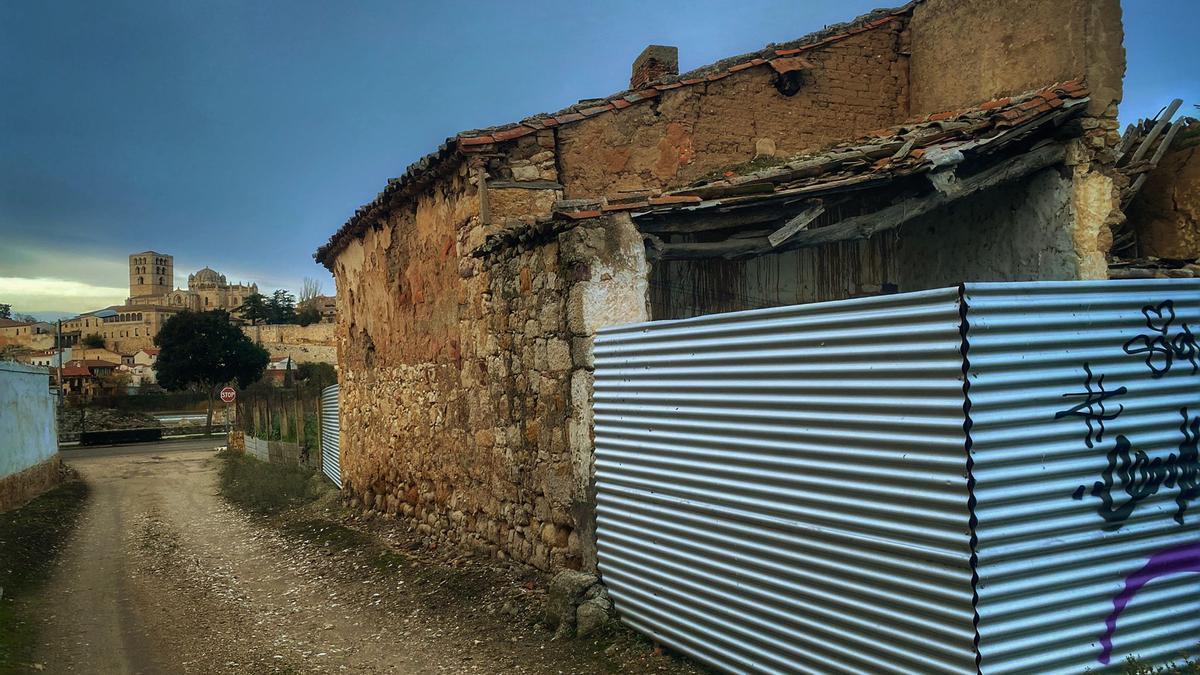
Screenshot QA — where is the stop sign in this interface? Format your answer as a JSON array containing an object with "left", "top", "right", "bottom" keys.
[{"left": 219, "top": 386, "right": 236, "bottom": 403}]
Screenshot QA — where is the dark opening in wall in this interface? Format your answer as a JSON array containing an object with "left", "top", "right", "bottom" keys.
[{"left": 774, "top": 70, "right": 805, "bottom": 97}]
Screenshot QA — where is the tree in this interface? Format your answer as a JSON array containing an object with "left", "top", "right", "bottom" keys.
[
  {"left": 267, "top": 289, "right": 296, "bottom": 324},
  {"left": 296, "top": 361, "right": 336, "bottom": 390},
  {"left": 155, "top": 310, "right": 269, "bottom": 435},
  {"left": 0, "top": 303, "right": 10, "bottom": 319},
  {"left": 236, "top": 293, "right": 271, "bottom": 325},
  {"left": 296, "top": 304, "right": 321, "bottom": 327},
  {"left": 82, "top": 333, "right": 106, "bottom": 348},
  {"left": 299, "top": 277, "right": 323, "bottom": 305}
]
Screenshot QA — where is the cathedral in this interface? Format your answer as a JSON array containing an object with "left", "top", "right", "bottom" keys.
[{"left": 127, "top": 250, "right": 258, "bottom": 311}]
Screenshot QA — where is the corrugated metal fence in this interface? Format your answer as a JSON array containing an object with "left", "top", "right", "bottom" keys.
[
  {"left": 320, "top": 384, "right": 341, "bottom": 488},
  {"left": 966, "top": 281, "right": 1200, "bottom": 674},
  {"left": 593, "top": 279, "right": 1200, "bottom": 674},
  {"left": 594, "top": 286, "right": 976, "bottom": 674}
]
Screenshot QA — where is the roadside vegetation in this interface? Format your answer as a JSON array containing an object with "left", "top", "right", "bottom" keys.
[
  {"left": 1125, "top": 653, "right": 1200, "bottom": 674},
  {"left": 0, "top": 480, "right": 89, "bottom": 673}
]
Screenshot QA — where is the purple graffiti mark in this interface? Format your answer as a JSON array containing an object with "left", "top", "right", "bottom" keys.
[
  {"left": 1056, "top": 363, "right": 1127, "bottom": 448},
  {"left": 1098, "top": 539, "right": 1200, "bottom": 664}
]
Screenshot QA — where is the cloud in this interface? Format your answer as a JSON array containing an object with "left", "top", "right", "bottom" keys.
[{"left": 0, "top": 276, "right": 127, "bottom": 314}]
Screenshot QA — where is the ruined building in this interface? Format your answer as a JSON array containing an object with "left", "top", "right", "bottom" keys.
[{"left": 316, "top": 0, "right": 1147, "bottom": 571}]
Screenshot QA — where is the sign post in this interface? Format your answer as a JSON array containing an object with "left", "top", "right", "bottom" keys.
[{"left": 219, "top": 386, "right": 236, "bottom": 437}]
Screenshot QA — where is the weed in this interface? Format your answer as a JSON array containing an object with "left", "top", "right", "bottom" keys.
[
  {"left": 215, "top": 450, "right": 320, "bottom": 516},
  {"left": 1125, "top": 650, "right": 1200, "bottom": 674}
]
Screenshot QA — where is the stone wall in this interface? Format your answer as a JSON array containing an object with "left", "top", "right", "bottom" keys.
[
  {"left": 243, "top": 322, "right": 337, "bottom": 364},
  {"left": 332, "top": 149, "right": 647, "bottom": 569},
  {"left": 0, "top": 456, "right": 64, "bottom": 513},
  {"left": 557, "top": 22, "right": 908, "bottom": 198}
]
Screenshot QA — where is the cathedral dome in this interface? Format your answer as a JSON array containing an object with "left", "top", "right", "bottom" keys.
[{"left": 190, "top": 267, "right": 226, "bottom": 285}]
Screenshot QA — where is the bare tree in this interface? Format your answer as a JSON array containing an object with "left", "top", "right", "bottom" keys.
[{"left": 299, "top": 277, "right": 323, "bottom": 305}]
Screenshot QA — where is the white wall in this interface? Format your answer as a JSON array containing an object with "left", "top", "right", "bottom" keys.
[{"left": 0, "top": 362, "right": 58, "bottom": 479}]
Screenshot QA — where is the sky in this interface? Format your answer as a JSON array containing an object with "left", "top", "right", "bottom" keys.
[{"left": 1, "top": 0, "right": 1196, "bottom": 318}]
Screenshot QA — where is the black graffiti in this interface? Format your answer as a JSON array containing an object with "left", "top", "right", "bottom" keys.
[
  {"left": 1055, "top": 363, "right": 1127, "bottom": 448},
  {"left": 1122, "top": 300, "right": 1199, "bottom": 378},
  {"left": 1073, "top": 408, "right": 1200, "bottom": 531}
]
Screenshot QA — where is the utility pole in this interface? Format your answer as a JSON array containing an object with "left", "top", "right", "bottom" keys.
[{"left": 56, "top": 319, "right": 63, "bottom": 409}]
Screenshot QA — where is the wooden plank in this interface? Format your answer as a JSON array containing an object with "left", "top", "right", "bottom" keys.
[
  {"left": 1128, "top": 99, "right": 1182, "bottom": 165},
  {"left": 653, "top": 144, "right": 1065, "bottom": 260},
  {"left": 781, "top": 143, "right": 1065, "bottom": 250},
  {"left": 768, "top": 203, "right": 825, "bottom": 247},
  {"left": 1123, "top": 121, "right": 1183, "bottom": 206}
]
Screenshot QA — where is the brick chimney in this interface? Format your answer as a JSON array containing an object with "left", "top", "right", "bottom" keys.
[{"left": 630, "top": 45, "right": 678, "bottom": 90}]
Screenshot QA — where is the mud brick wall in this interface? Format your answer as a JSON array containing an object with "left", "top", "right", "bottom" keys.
[{"left": 557, "top": 21, "right": 909, "bottom": 198}]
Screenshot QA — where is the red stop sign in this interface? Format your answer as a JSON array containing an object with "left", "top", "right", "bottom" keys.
[{"left": 219, "top": 386, "right": 236, "bottom": 403}]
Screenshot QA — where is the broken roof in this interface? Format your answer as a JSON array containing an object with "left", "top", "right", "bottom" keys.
[
  {"left": 473, "top": 80, "right": 1090, "bottom": 258},
  {"left": 314, "top": 2, "right": 920, "bottom": 268}
]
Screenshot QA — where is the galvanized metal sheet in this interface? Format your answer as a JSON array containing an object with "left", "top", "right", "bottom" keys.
[
  {"left": 320, "top": 383, "right": 342, "bottom": 488},
  {"left": 965, "top": 280, "right": 1200, "bottom": 674},
  {"left": 594, "top": 286, "right": 977, "bottom": 674},
  {"left": 245, "top": 435, "right": 269, "bottom": 462}
]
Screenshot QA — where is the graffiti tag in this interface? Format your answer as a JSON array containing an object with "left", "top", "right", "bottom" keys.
[
  {"left": 1056, "top": 362, "right": 1126, "bottom": 448},
  {"left": 1098, "top": 539, "right": 1200, "bottom": 664},
  {"left": 1122, "top": 300, "right": 1199, "bottom": 378},
  {"left": 1071, "top": 408, "right": 1200, "bottom": 530}
]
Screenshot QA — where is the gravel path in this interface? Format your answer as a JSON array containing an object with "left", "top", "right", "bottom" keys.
[{"left": 23, "top": 443, "right": 700, "bottom": 674}]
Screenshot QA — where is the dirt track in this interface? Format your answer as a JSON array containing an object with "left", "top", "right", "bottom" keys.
[{"left": 22, "top": 441, "right": 696, "bottom": 674}]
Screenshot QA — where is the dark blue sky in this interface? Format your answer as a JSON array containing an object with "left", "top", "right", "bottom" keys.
[{"left": 1, "top": 0, "right": 1195, "bottom": 315}]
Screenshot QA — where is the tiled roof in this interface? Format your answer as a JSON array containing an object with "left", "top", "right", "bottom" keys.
[
  {"left": 314, "top": 2, "right": 918, "bottom": 268},
  {"left": 474, "top": 81, "right": 1089, "bottom": 256},
  {"left": 0, "top": 318, "right": 33, "bottom": 328}
]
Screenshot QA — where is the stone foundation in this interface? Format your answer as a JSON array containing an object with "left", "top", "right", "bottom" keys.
[{"left": 0, "top": 455, "right": 65, "bottom": 513}]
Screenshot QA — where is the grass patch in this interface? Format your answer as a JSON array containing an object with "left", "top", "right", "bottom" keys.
[
  {"left": 216, "top": 450, "right": 321, "bottom": 516},
  {"left": 0, "top": 480, "right": 89, "bottom": 673}
]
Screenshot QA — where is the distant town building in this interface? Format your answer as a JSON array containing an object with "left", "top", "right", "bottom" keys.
[
  {"left": 309, "top": 295, "right": 337, "bottom": 323},
  {"left": 53, "top": 359, "right": 119, "bottom": 398},
  {"left": 0, "top": 318, "right": 55, "bottom": 350}
]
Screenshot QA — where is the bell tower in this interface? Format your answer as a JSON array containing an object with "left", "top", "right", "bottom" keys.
[{"left": 128, "top": 251, "right": 173, "bottom": 301}]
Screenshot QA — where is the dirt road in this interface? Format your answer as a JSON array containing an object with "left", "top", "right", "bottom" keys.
[{"left": 23, "top": 441, "right": 694, "bottom": 674}]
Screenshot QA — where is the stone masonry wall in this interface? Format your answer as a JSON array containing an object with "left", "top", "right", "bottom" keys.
[
  {"left": 243, "top": 323, "right": 337, "bottom": 364},
  {"left": 331, "top": 144, "right": 648, "bottom": 570},
  {"left": 556, "top": 22, "right": 909, "bottom": 198}
]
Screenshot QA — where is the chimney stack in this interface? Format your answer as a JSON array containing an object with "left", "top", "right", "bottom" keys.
[{"left": 630, "top": 45, "right": 678, "bottom": 90}]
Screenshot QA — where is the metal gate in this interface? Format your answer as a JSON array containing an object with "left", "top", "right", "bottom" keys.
[{"left": 320, "top": 383, "right": 341, "bottom": 487}]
